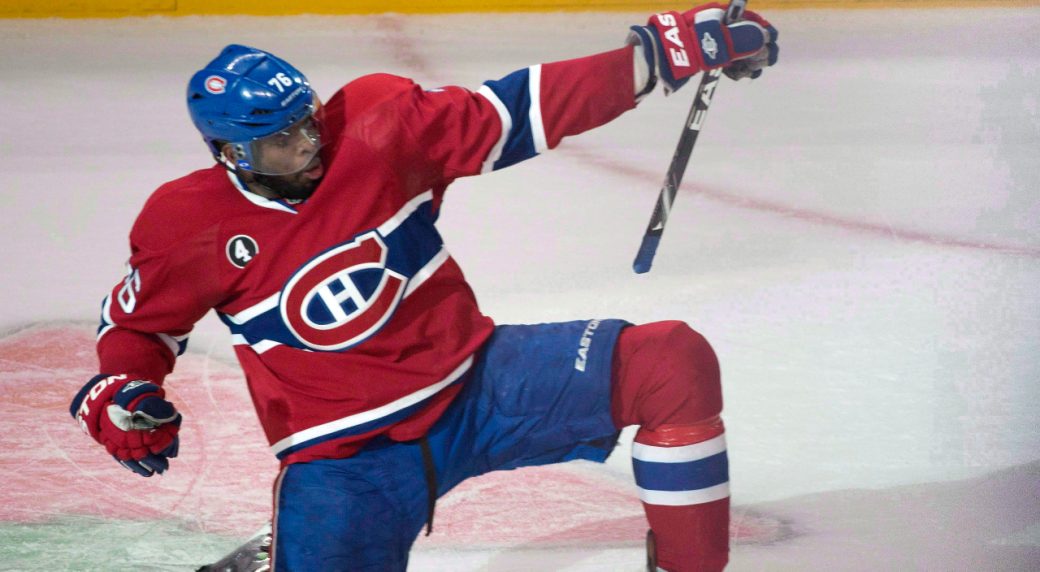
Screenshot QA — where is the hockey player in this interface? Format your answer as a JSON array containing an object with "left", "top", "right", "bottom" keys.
[{"left": 69, "top": 5, "right": 778, "bottom": 571}]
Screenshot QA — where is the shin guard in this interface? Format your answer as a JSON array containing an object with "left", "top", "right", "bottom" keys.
[
  {"left": 612, "top": 321, "right": 729, "bottom": 572},
  {"left": 634, "top": 422, "right": 729, "bottom": 572}
]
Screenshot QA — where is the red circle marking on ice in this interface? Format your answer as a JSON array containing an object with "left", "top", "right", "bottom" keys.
[
  {"left": 2, "top": 324, "right": 786, "bottom": 546},
  {"left": 0, "top": 324, "right": 274, "bottom": 535}
]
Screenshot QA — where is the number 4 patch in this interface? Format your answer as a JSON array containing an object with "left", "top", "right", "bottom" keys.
[{"left": 226, "top": 235, "right": 259, "bottom": 268}]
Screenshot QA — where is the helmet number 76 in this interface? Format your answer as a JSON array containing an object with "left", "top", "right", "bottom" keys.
[{"left": 267, "top": 72, "right": 294, "bottom": 93}]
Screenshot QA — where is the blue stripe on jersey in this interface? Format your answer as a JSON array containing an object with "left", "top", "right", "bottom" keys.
[
  {"left": 97, "top": 295, "right": 189, "bottom": 357},
  {"left": 273, "top": 375, "right": 467, "bottom": 460},
  {"left": 219, "top": 196, "right": 443, "bottom": 352},
  {"left": 632, "top": 451, "right": 729, "bottom": 492},
  {"left": 97, "top": 296, "right": 112, "bottom": 338},
  {"left": 382, "top": 200, "right": 442, "bottom": 273},
  {"left": 158, "top": 333, "right": 190, "bottom": 357},
  {"left": 481, "top": 67, "right": 543, "bottom": 171}
]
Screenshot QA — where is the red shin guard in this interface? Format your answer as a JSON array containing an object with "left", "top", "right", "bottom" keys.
[
  {"left": 636, "top": 423, "right": 729, "bottom": 572},
  {"left": 612, "top": 322, "right": 729, "bottom": 572}
]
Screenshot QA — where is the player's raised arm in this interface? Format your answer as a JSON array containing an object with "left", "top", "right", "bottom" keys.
[{"left": 394, "top": 3, "right": 776, "bottom": 183}]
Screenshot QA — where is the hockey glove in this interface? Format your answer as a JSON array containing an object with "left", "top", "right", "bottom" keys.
[
  {"left": 70, "top": 374, "right": 181, "bottom": 477},
  {"left": 629, "top": 3, "right": 779, "bottom": 95}
]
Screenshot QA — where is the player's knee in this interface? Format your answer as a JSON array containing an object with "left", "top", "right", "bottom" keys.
[{"left": 611, "top": 320, "right": 721, "bottom": 429}]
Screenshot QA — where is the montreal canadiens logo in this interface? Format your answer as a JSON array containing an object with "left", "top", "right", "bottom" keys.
[
  {"left": 280, "top": 232, "right": 406, "bottom": 351},
  {"left": 204, "top": 75, "right": 227, "bottom": 94}
]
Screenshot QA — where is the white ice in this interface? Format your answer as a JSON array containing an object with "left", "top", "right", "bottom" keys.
[{"left": 1, "top": 7, "right": 1038, "bottom": 571}]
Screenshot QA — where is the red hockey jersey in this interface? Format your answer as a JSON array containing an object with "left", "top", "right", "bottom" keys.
[{"left": 96, "top": 47, "right": 637, "bottom": 464}]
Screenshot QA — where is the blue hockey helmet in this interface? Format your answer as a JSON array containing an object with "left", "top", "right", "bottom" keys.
[{"left": 187, "top": 44, "right": 321, "bottom": 174}]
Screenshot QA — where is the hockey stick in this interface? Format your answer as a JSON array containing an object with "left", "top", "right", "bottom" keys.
[
  {"left": 632, "top": 0, "right": 747, "bottom": 274},
  {"left": 197, "top": 523, "right": 272, "bottom": 571}
]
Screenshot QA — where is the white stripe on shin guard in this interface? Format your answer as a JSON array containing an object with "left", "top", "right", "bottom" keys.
[
  {"left": 633, "top": 433, "right": 729, "bottom": 506},
  {"left": 638, "top": 482, "right": 730, "bottom": 506},
  {"left": 632, "top": 433, "right": 727, "bottom": 463}
]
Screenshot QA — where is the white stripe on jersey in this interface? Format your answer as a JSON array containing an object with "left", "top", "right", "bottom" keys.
[
  {"left": 99, "top": 292, "right": 189, "bottom": 357},
  {"left": 98, "top": 294, "right": 115, "bottom": 341},
  {"left": 405, "top": 248, "right": 449, "bottom": 298},
  {"left": 476, "top": 85, "right": 512, "bottom": 174},
  {"left": 156, "top": 332, "right": 189, "bottom": 356},
  {"left": 97, "top": 324, "right": 115, "bottom": 342},
  {"left": 225, "top": 293, "right": 280, "bottom": 325},
  {"left": 231, "top": 334, "right": 283, "bottom": 355},
  {"left": 270, "top": 354, "right": 474, "bottom": 457},
  {"left": 376, "top": 190, "right": 435, "bottom": 236},
  {"left": 528, "top": 64, "right": 548, "bottom": 153},
  {"left": 227, "top": 171, "right": 297, "bottom": 214}
]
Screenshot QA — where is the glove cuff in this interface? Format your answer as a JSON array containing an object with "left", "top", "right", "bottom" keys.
[
  {"left": 70, "top": 374, "right": 112, "bottom": 419},
  {"left": 631, "top": 12, "right": 699, "bottom": 95},
  {"left": 70, "top": 374, "right": 169, "bottom": 442},
  {"left": 71, "top": 374, "right": 130, "bottom": 440},
  {"left": 627, "top": 26, "right": 659, "bottom": 99}
]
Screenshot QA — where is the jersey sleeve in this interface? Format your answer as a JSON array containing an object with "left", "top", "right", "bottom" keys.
[
  {"left": 399, "top": 46, "right": 638, "bottom": 183},
  {"left": 95, "top": 192, "right": 223, "bottom": 383}
]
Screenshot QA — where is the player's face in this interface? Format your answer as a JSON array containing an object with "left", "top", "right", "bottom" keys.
[
  {"left": 232, "top": 114, "right": 325, "bottom": 202},
  {"left": 251, "top": 115, "right": 323, "bottom": 176}
]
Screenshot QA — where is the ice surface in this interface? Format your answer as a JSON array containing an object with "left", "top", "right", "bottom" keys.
[{"left": 0, "top": 7, "right": 1038, "bottom": 571}]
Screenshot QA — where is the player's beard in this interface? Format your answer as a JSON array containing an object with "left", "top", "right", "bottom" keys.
[{"left": 253, "top": 172, "right": 320, "bottom": 202}]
